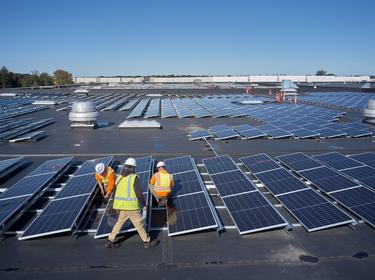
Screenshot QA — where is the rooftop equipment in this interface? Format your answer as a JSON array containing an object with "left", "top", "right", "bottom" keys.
[
  {"left": 363, "top": 99, "right": 375, "bottom": 124},
  {"left": 69, "top": 101, "right": 99, "bottom": 128}
]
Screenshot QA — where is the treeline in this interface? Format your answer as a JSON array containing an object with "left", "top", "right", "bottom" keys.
[{"left": 0, "top": 66, "right": 73, "bottom": 88}]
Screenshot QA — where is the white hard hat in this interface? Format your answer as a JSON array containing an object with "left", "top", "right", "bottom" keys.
[
  {"left": 125, "top": 158, "right": 137, "bottom": 167},
  {"left": 156, "top": 161, "right": 166, "bottom": 168},
  {"left": 95, "top": 163, "right": 105, "bottom": 174}
]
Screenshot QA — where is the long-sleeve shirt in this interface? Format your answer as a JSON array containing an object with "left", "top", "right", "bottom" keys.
[
  {"left": 95, "top": 168, "right": 115, "bottom": 194},
  {"left": 119, "top": 169, "right": 146, "bottom": 208}
]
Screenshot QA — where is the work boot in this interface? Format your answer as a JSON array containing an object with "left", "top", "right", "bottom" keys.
[
  {"left": 105, "top": 240, "right": 121, "bottom": 248},
  {"left": 144, "top": 239, "right": 159, "bottom": 249}
]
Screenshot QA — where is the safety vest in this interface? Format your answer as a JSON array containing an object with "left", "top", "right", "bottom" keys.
[
  {"left": 98, "top": 166, "right": 114, "bottom": 185},
  {"left": 113, "top": 174, "right": 139, "bottom": 210},
  {"left": 155, "top": 172, "right": 173, "bottom": 193}
]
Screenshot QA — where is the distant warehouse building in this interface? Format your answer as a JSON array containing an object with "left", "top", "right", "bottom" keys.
[{"left": 74, "top": 75, "right": 370, "bottom": 84}]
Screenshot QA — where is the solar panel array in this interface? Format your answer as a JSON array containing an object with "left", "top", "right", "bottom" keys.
[
  {"left": 0, "top": 157, "right": 73, "bottom": 233},
  {"left": 95, "top": 156, "right": 154, "bottom": 238},
  {"left": 203, "top": 155, "right": 287, "bottom": 234},
  {"left": 240, "top": 154, "right": 354, "bottom": 231},
  {"left": 19, "top": 157, "right": 113, "bottom": 240},
  {"left": 300, "top": 92, "right": 375, "bottom": 111},
  {"left": 144, "top": 98, "right": 160, "bottom": 118},
  {"left": 164, "top": 155, "right": 220, "bottom": 236},
  {"left": 160, "top": 98, "right": 177, "bottom": 118},
  {"left": 127, "top": 98, "right": 150, "bottom": 118},
  {"left": 277, "top": 153, "right": 375, "bottom": 228},
  {"left": 0, "top": 118, "right": 55, "bottom": 142},
  {"left": 189, "top": 121, "right": 373, "bottom": 141}
]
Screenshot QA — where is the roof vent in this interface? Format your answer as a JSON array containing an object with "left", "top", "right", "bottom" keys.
[
  {"left": 69, "top": 101, "right": 99, "bottom": 128},
  {"left": 363, "top": 99, "right": 375, "bottom": 124}
]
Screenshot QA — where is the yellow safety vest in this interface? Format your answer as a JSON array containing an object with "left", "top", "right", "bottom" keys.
[
  {"left": 98, "top": 166, "right": 114, "bottom": 185},
  {"left": 113, "top": 174, "right": 139, "bottom": 210},
  {"left": 155, "top": 172, "right": 173, "bottom": 192}
]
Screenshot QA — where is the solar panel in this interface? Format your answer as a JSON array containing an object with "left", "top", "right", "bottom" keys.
[
  {"left": 19, "top": 157, "right": 113, "bottom": 240},
  {"left": 232, "top": 124, "right": 254, "bottom": 132},
  {"left": 189, "top": 130, "right": 212, "bottom": 140},
  {"left": 277, "top": 189, "right": 354, "bottom": 231},
  {"left": 168, "top": 192, "right": 217, "bottom": 236},
  {"left": 19, "top": 195, "right": 90, "bottom": 240},
  {"left": 164, "top": 155, "right": 220, "bottom": 236},
  {"left": 299, "top": 166, "right": 359, "bottom": 193},
  {"left": 263, "top": 129, "right": 293, "bottom": 139},
  {"left": 277, "top": 152, "right": 322, "bottom": 172},
  {"left": 349, "top": 152, "right": 375, "bottom": 168},
  {"left": 204, "top": 155, "right": 287, "bottom": 234},
  {"left": 313, "top": 128, "right": 346, "bottom": 138},
  {"left": 0, "top": 157, "right": 73, "bottom": 232},
  {"left": 164, "top": 156, "right": 195, "bottom": 174},
  {"left": 330, "top": 187, "right": 375, "bottom": 227},
  {"left": 342, "top": 166, "right": 375, "bottom": 191},
  {"left": 171, "top": 170, "right": 205, "bottom": 197},
  {"left": 290, "top": 129, "right": 320, "bottom": 139},
  {"left": 254, "top": 169, "right": 308, "bottom": 196},
  {"left": 222, "top": 192, "right": 287, "bottom": 234},
  {"left": 210, "top": 170, "right": 257, "bottom": 197},
  {"left": 203, "top": 155, "right": 238, "bottom": 175},
  {"left": 135, "top": 156, "right": 153, "bottom": 173},
  {"left": 213, "top": 129, "right": 239, "bottom": 140},
  {"left": 237, "top": 129, "right": 267, "bottom": 139},
  {"left": 313, "top": 152, "right": 363, "bottom": 171},
  {"left": 0, "top": 157, "right": 24, "bottom": 179},
  {"left": 239, "top": 154, "right": 280, "bottom": 174},
  {"left": 340, "top": 128, "right": 372, "bottom": 138}
]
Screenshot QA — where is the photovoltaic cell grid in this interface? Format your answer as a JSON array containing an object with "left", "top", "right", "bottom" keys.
[
  {"left": 0, "top": 157, "right": 24, "bottom": 179},
  {"left": 277, "top": 152, "right": 374, "bottom": 228},
  {"left": 94, "top": 156, "right": 153, "bottom": 238},
  {"left": 203, "top": 155, "right": 287, "bottom": 234},
  {"left": 19, "top": 157, "right": 113, "bottom": 240},
  {"left": 313, "top": 152, "right": 375, "bottom": 191},
  {"left": 164, "top": 155, "right": 219, "bottom": 236},
  {"left": 0, "top": 157, "right": 73, "bottom": 232},
  {"left": 349, "top": 152, "right": 375, "bottom": 168},
  {"left": 240, "top": 154, "right": 354, "bottom": 231}
]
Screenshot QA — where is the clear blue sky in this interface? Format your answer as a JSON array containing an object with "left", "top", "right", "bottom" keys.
[{"left": 1, "top": 0, "right": 374, "bottom": 76}]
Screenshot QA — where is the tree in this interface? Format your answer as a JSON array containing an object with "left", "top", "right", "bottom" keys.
[
  {"left": 31, "top": 70, "right": 40, "bottom": 86},
  {"left": 53, "top": 69, "right": 73, "bottom": 85},
  {"left": 20, "top": 75, "right": 34, "bottom": 87},
  {"left": 39, "top": 72, "right": 53, "bottom": 86},
  {"left": 315, "top": 70, "right": 328, "bottom": 76},
  {"left": 1, "top": 66, "right": 9, "bottom": 88}
]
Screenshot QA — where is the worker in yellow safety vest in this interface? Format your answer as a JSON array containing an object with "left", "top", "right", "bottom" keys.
[
  {"left": 105, "top": 158, "right": 159, "bottom": 249},
  {"left": 149, "top": 161, "right": 174, "bottom": 205},
  {"left": 95, "top": 163, "right": 116, "bottom": 198}
]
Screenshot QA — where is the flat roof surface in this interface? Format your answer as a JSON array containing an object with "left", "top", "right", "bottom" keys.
[{"left": 0, "top": 88, "right": 374, "bottom": 280}]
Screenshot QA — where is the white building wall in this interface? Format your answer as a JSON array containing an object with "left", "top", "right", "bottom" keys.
[{"left": 74, "top": 75, "right": 370, "bottom": 84}]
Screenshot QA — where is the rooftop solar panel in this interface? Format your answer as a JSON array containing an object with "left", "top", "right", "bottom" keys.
[
  {"left": 210, "top": 170, "right": 257, "bottom": 197},
  {"left": 277, "top": 153, "right": 322, "bottom": 172},
  {"left": 313, "top": 128, "right": 346, "bottom": 138},
  {"left": 203, "top": 155, "right": 238, "bottom": 175},
  {"left": 277, "top": 189, "right": 354, "bottom": 231},
  {"left": 237, "top": 129, "right": 267, "bottom": 139},
  {"left": 164, "top": 156, "right": 195, "bottom": 174},
  {"left": 74, "top": 157, "right": 113, "bottom": 176},
  {"left": 239, "top": 154, "right": 280, "bottom": 174},
  {"left": 313, "top": 152, "right": 364, "bottom": 171},
  {"left": 189, "top": 130, "right": 212, "bottom": 140},
  {"left": 0, "top": 157, "right": 24, "bottom": 179},
  {"left": 349, "top": 152, "right": 375, "bottom": 168},
  {"left": 222, "top": 192, "right": 287, "bottom": 234},
  {"left": 342, "top": 166, "right": 375, "bottom": 191},
  {"left": 329, "top": 187, "right": 375, "bottom": 227},
  {"left": 168, "top": 192, "right": 218, "bottom": 236},
  {"left": 19, "top": 195, "right": 90, "bottom": 240}
]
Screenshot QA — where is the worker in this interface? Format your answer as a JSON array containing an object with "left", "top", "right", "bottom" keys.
[
  {"left": 106, "top": 158, "right": 159, "bottom": 249},
  {"left": 149, "top": 161, "right": 174, "bottom": 204},
  {"left": 95, "top": 163, "right": 115, "bottom": 198}
]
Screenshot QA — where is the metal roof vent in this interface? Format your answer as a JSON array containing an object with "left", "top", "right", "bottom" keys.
[
  {"left": 69, "top": 101, "right": 99, "bottom": 128},
  {"left": 363, "top": 99, "right": 375, "bottom": 124}
]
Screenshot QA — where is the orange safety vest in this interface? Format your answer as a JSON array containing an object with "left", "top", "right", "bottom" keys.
[
  {"left": 155, "top": 172, "right": 173, "bottom": 197},
  {"left": 98, "top": 166, "right": 115, "bottom": 185}
]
